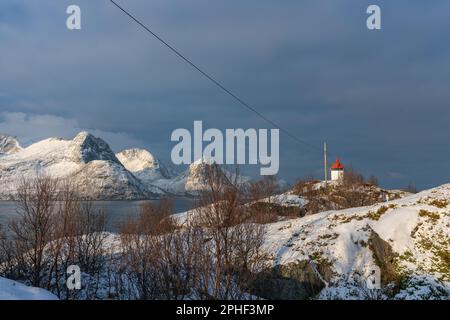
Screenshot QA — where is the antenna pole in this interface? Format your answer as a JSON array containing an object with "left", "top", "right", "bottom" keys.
[{"left": 324, "top": 142, "right": 328, "bottom": 183}]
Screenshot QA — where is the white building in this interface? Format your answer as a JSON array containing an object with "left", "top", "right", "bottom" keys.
[{"left": 330, "top": 159, "right": 344, "bottom": 182}]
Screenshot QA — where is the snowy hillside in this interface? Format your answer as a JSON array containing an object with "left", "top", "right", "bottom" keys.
[
  {"left": 259, "top": 183, "right": 450, "bottom": 299},
  {"left": 0, "top": 277, "right": 57, "bottom": 300},
  {"left": 0, "top": 132, "right": 159, "bottom": 200},
  {"left": 172, "top": 182, "right": 449, "bottom": 299}
]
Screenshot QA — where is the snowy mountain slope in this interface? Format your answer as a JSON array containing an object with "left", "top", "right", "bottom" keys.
[
  {"left": 0, "top": 135, "right": 22, "bottom": 155},
  {"left": 261, "top": 183, "right": 450, "bottom": 299},
  {"left": 0, "top": 132, "right": 158, "bottom": 200},
  {"left": 0, "top": 277, "right": 57, "bottom": 300},
  {"left": 116, "top": 148, "right": 175, "bottom": 183}
]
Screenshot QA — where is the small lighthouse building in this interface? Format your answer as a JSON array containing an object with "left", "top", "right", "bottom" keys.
[{"left": 330, "top": 159, "right": 344, "bottom": 182}]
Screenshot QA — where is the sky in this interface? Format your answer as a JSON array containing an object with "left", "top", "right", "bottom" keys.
[{"left": 0, "top": 0, "right": 449, "bottom": 190}]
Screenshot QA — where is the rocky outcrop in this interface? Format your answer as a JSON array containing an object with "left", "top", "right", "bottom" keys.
[
  {"left": 369, "top": 230, "right": 400, "bottom": 286},
  {"left": 249, "top": 260, "right": 333, "bottom": 300},
  {"left": 72, "top": 131, "right": 120, "bottom": 164}
]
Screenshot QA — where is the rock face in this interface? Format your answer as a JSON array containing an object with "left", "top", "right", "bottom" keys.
[
  {"left": 250, "top": 261, "right": 331, "bottom": 300},
  {"left": 0, "top": 135, "right": 22, "bottom": 154},
  {"left": 369, "top": 230, "right": 399, "bottom": 286},
  {"left": 73, "top": 131, "right": 120, "bottom": 164},
  {"left": 0, "top": 132, "right": 158, "bottom": 200}
]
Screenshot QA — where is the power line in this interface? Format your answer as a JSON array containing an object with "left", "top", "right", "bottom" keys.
[{"left": 109, "top": 0, "right": 325, "bottom": 154}]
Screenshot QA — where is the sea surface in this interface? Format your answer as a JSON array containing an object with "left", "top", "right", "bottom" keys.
[{"left": 0, "top": 199, "right": 196, "bottom": 234}]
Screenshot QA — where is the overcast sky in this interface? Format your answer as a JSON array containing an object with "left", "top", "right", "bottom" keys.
[{"left": 1, "top": 0, "right": 449, "bottom": 190}]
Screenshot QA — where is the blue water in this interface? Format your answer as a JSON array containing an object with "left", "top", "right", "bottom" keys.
[{"left": 0, "top": 199, "right": 196, "bottom": 234}]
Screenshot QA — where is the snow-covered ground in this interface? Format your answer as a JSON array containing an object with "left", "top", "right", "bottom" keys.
[
  {"left": 259, "top": 193, "right": 308, "bottom": 207},
  {"left": 0, "top": 277, "right": 57, "bottom": 300}
]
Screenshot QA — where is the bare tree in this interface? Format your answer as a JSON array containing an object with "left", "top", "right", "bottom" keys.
[
  {"left": 9, "top": 176, "right": 59, "bottom": 287},
  {"left": 2, "top": 177, "right": 107, "bottom": 299},
  {"left": 118, "top": 199, "right": 189, "bottom": 299},
  {"left": 248, "top": 175, "right": 280, "bottom": 202},
  {"left": 344, "top": 167, "right": 365, "bottom": 187},
  {"left": 192, "top": 165, "right": 267, "bottom": 299}
]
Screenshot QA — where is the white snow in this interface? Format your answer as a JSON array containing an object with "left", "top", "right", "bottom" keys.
[
  {"left": 116, "top": 148, "right": 159, "bottom": 172},
  {"left": 260, "top": 193, "right": 308, "bottom": 207},
  {"left": 0, "top": 277, "right": 58, "bottom": 300},
  {"left": 372, "top": 207, "right": 419, "bottom": 253}
]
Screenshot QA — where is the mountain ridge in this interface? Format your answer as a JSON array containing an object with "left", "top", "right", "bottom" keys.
[{"left": 0, "top": 132, "right": 234, "bottom": 199}]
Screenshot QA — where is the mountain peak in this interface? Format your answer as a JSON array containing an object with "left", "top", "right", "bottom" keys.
[
  {"left": 73, "top": 131, "right": 93, "bottom": 143},
  {"left": 116, "top": 148, "right": 158, "bottom": 171},
  {"left": 116, "top": 148, "right": 174, "bottom": 181},
  {"left": 71, "top": 131, "right": 119, "bottom": 164},
  {"left": 190, "top": 157, "right": 216, "bottom": 168}
]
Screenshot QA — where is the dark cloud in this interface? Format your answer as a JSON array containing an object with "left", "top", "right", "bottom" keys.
[{"left": 0, "top": 0, "right": 449, "bottom": 189}]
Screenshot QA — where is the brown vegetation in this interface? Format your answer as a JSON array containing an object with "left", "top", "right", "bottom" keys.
[{"left": 291, "top": 171, "right": 395, "bottom": 215}]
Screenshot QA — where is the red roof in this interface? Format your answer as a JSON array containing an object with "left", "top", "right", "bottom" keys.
[{"left": 331, "top": 159, "right": 344, "bottom": 170}]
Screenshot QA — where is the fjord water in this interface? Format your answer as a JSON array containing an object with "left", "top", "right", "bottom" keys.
[{"left": 0, "top": 199, "right": 196, "bottom": 233}]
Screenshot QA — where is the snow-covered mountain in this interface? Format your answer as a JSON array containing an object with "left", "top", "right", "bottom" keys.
[
  {"left": 0, "top": 133, "right": 249, "bottom": 199},
  {"left": 0, "top": 132, "right": 159, "bottom": 200},
  {"left": 149, "top": 159, "right": 213, "bottom": 196},
  {"left": 116, "top": 148, "right": 175, "bottom": 183},
  {"left": 0, "top": 135, "right": 22, "bottom": 155},
  {"left": 151, "top": 158, "right": 249, "bottom": 197},
  {"left": 115, "top": 149, "right": 226, "bottom": 196}
]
